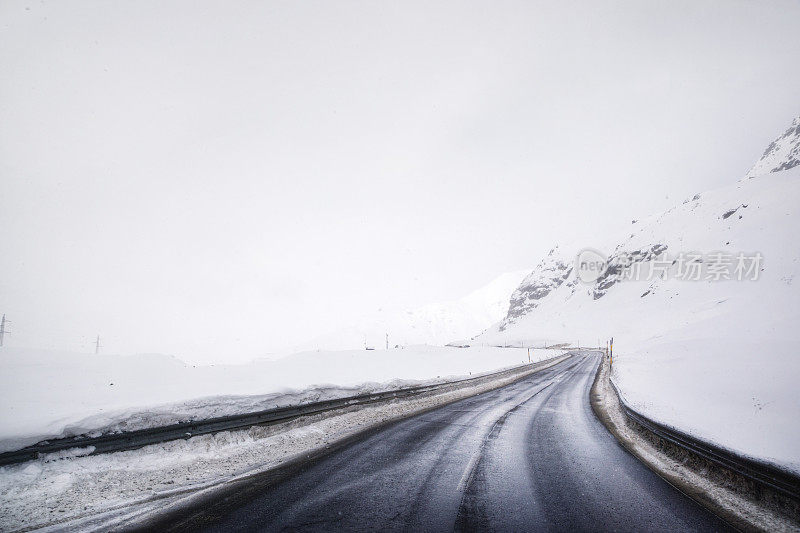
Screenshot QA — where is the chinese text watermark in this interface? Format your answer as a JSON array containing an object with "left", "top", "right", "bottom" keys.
[{"left": 575, "top": 249, "right": 763, "bottom": 283}]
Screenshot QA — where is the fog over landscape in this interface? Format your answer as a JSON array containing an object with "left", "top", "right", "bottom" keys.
[
  {"left": 3, "top": 3, "right": 800, "bottom": 532},
  {"left": 2, "top": 0, "right": 799, "bottom": 363}
]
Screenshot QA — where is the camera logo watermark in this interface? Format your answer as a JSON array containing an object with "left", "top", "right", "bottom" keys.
[
  {"left": 576, "top": 248, "right": 608, "bottom": 283},
  {"left": 575, "top": 248, "right": 763, "bottom": 283}
]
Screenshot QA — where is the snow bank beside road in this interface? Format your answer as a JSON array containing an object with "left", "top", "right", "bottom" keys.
[
  {"left": 0, "top": 351, "right": 569, "bottom": 532},
  {"left": 0, "top": 345, "right": 560, "bottom": 452},
  {"left": 611, "top": 336, "right": 800, "bottom": 475},
  {"left": 592, "top": 356, "right": 795, "bottom": 532}
]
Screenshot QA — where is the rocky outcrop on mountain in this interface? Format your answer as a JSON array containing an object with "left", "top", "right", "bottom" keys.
[
  {"left": 500, "top": 249, "right": 573, "bottom": 330},
  {"left": 747, "top": 116, "right": 800, "bottom": 177},
  {"left": 592, "top": 243, "right": 668, "bottom": 300}
]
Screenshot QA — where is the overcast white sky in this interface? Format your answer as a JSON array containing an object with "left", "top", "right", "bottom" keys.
[{"left": 1, "top": 0, "right": 799, "bottom": 363}]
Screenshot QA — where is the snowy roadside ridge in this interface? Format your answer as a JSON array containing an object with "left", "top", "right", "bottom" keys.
[
  {"left": 0, "top": 352, "right": 567, "bottom": 467},
  {"left": 0, "top": 352, "right": 573, "bottom": 533},
  {"left": 591, "top": 354, "right": 800, "bottom": 532}
]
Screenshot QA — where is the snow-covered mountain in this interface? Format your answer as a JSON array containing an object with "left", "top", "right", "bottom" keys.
[
  {"left": 479, "top": 115, "right": 800, "bottom": 472},
  {"left": 746, "top": 116, "right": 800, "bottom": 177},
  {"left": 300, "top": 270, "right": 529, "bottom": 351}
]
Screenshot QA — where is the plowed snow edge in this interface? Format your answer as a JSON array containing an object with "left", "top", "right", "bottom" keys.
[{"left": 591, "top": 354, "right": 799, "bottom": 533}]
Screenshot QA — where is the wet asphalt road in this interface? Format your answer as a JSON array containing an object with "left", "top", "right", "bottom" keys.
[{"left": 172, "top": 352, "right": 732, "bottom": 532}]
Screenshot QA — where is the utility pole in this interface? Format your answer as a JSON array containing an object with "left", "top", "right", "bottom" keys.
[
  {"left": 0, "top": 314, "right": 6, "bottom": 347},
  {"left": 385, "top": 332, "right": 389, "bottom": 350},
  {"left": 95, "top": 335, "right": 101, "bottom": 355}
]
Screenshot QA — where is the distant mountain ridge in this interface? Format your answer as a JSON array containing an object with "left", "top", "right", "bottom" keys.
[{"left": 299, "top": 270, "right": 530, "bottom": 351}]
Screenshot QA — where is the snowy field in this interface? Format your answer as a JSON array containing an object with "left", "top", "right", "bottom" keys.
[{"left": 0, "top": 345, "right": 560, "bottom": 453}]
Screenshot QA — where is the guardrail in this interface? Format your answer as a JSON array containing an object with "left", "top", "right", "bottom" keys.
[
  {"left": 610, "top": 379, "right": 800, "bottom": 503},
  {"left": 0, "top": 353, "right": 571, "bottom": 467}
]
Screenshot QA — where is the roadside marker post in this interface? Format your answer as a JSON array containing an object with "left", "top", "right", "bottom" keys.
[{"left": 609, "top": 337, "right": 613, "bottom": 367}]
